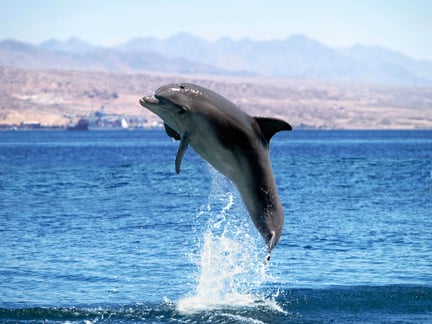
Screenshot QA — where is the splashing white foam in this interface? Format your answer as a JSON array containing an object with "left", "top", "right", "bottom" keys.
[{"left": 177, "top": 166, "right": 281, "bottom": 314}]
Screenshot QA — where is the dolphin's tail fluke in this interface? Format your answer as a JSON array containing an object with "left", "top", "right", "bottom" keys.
[
  {"left": 267, "top": 230, "right": 277, "bottom": 251},
  {"left": 264, "top": 230, "right": 277, "bottom": 264}
]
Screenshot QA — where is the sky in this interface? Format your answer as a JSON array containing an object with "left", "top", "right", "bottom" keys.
[{"left": 1, "top": 0, "right": 432, "bottom": 60}]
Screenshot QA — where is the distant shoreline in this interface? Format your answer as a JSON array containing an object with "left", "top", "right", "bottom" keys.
[
  {"left": 1, "top": 127, "right": 431, "bottom": 132},
  {"left": 1, "top": 67, "right": 432, "bottom": 130}
]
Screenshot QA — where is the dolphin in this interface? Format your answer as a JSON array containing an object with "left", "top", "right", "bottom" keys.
[{"left": 139, "top": 83, "right": 291, "bottom": 259}]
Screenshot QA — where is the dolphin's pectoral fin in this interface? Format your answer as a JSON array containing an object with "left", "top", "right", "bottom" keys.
[
  {"left": 254, "top": 117, "right": 292, "bottom": 144},
  {"left": 164, "top": 123, "right": 181, "bottom": 141},
  {"left": 175, "top": 132, "right": 190, "bottom": 174}
]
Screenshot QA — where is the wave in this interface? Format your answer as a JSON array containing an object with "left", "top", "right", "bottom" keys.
[
  {"left": 281, "top": 284, "right": 432, "bottom": 323},
  {"left": 1, "top": 285, "right": 431, "bottom": 323}
]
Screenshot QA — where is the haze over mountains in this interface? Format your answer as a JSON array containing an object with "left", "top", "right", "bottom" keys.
[{"left": 1, "top": 33, "right": 432, "bottom": 86}]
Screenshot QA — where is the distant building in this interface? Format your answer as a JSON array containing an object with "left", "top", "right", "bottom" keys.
[
  {"left": 20, "top": 121, "right": 41, "bottom": 129},
  {"left": 67, "top": 118, "right": 89, "bottom": 130},
  {"left": 114, "top": 118, "right": 128, "bottom": 129}
]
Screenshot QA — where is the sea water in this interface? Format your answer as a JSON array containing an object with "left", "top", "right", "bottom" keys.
[{"left": 0, "top": 130, "right": 431, "bottom": 322}]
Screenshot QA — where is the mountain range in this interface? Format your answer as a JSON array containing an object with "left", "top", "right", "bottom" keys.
[{"left": 1, "top": 33, "right": 432, "bottom": 86}]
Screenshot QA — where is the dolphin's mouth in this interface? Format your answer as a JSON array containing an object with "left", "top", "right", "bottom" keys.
[{"left": 139, "top": 95, "right": 160, "bottom": 106}]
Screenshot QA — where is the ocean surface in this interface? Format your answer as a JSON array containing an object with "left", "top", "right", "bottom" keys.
[{"left": 0, "top": 130, "right": 431, "bottom": 323}]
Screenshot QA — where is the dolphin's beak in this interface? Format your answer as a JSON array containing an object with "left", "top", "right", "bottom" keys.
[{"left": 139, "top": 95, "right": 160, "bottom": 107}]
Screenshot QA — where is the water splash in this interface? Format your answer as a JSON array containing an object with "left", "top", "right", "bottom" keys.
[{"left": 177, "top": 166, "right": 281, "bottom": 314}]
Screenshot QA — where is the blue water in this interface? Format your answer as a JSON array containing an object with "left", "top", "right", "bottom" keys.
[{"left": 1, "top": 130, "right": 431, "bottom": 323}]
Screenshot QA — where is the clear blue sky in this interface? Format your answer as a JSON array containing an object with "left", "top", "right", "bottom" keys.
[{"left": 1, "top": 0, "right": 431, "bottom": 60}]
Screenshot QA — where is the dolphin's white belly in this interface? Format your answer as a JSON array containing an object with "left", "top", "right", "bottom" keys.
[{"left": 190, "top": 136, "right": 240, "bottom": 182}]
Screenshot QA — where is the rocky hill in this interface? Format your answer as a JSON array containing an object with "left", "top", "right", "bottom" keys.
[
  {"left": 1, "top": 33, "right": 432, "bottom": 86},
  {"left": 1, "top": 67, "right": 431, "bottom": 129},
  {"left": 119, "top": 33, "right": 432, "bottom": 86},
  {"left": 0, "top": 38, "right": 246, "bottom": 77}
]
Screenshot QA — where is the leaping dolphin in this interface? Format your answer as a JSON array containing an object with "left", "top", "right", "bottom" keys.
[{"left": 139, "top": 83, "right": 292, "bottom": 259}]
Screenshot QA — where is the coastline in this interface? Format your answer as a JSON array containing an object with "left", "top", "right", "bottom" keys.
[{"left": 1, "top": 67, "right": 432, "bottom": 131}]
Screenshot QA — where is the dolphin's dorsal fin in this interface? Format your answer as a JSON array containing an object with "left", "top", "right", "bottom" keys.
[
  {"left": 175, "top": 132, "right": 190, "bottom": 174},
  {"left": 254, "top": 117, "right": 292, "bottom": 144},
  {"left": 164, "top": 123, "right": 181, "bottom": 141}
]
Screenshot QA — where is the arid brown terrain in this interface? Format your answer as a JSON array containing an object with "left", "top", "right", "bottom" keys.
[{"left": 1, "top": 67, "right": 431, "bottom": 129}]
